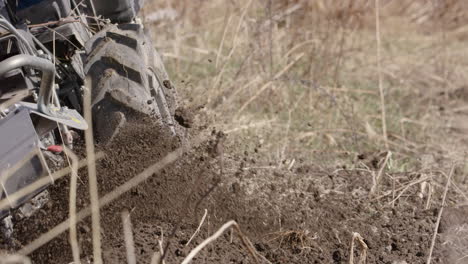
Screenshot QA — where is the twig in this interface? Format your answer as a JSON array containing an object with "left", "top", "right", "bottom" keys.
[
  {"left": 391, "top": 173, "right": 396, "bottom": 208},
  {"left": 64, "top": 147, "right": 80, "bottom": 264},
  {"left": 87, "top": 0, "right": 101, "bottom": 31},
  {"left": 349, "top": 232, "right": 368, "bottom": 264},
  {"left": 0, "top": 91, "right": 30, "bottom": 113},
  {"left": 236, "top": 53, "right": 304, "bottom": 117},
  {"left": 215, "top": 14, "right": 233, "bottom": 68},
  {"left": 267, "top": 0, "right": 273, "bottom": 78},
  {"left": 0, "top": 254, "right": 32, "bottom": 264},
  {"left": 369, "top": 151, "right": 392, "bottom": 196},
  {"left": 387, "top": 176, "right": 430, "bottom": 206},
  {"left": 370, "top": 175, "right": 430, "bottom": 204},
  {"left": 28, "top": 18, "right": 79, "bottom": 28},
  {"left": 150, "top": 228, "right": 165, "bottom": 264},
  {"left": 181, "top": 220, "right": 259, "bottom": 264},
  {"left": 122, "top": 210, "right": 136, "bottom": 264},
  {"left": 211, "top": 0, "right": 253, "bottom": 94},
  {"left": 158, "top": 228, "right": 166, "bottom": 264},
  {"left": 426, "top": 165, "right": 454, "bottom": 264},
  {"left": 425, "top": 182, "right": 433, "bottom": 210},
  {"left": 185, "top": 209, "right": 208, "bottom": 246},
  {"left": 375, "top": 0, "right": 388, "bottom": 149},
  {"left": 83, "top": 77, "right": 103, "bottom": 264}
]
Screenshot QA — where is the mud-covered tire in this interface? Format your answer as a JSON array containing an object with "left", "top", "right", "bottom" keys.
[
  {"left": 83, "top": 23, "right": 182, "bottom": 143},
  {"left": 91, "top": 0, "right": 145, "bottom": 23}
]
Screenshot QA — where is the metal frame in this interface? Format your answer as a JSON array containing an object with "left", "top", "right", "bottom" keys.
[{"left": 0, "top": 54, "right": 55, "bottom": 115}]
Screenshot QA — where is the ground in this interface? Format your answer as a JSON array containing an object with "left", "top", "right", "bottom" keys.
[
  {"left": 3, "top": 0, "right": 468, "bottom": 263},
  {"left": 2, "top": 120, "right": 448, "bottom": 263}
]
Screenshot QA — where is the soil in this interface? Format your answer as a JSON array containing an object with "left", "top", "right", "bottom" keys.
[{"left": 0, "top": 117, "right": 457, "bottom": 264}]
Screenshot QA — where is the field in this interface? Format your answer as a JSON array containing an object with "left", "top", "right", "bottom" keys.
[{"left": 3, "top": 0, "right": 468, "bottom": 263}]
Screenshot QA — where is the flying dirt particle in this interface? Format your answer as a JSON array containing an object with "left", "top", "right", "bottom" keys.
[
  {"left": 391, "top": 242, "right": 399, "bottom": 251},
  {"left": 79, "top": 225, "right": 90, "bottom": 234},
  {"left": 332, "top": 250, "right": 341, "bottom": 262},
  {"left": 174, "top": 107, "right": 194, "bottom": 128},
  {"left": 231, "top": 182, "right": 240, "bottom": 193},
  {"left": 254, "top": 243, "right": 266, "bottom": 252},
  {"left": 163, "top": 80, "right": 173, "bottom": 89},
  {"left": 174, "top": 248, "right": 186, "bottom": 257},
  {"left": 207, "top": 130, "right": 226, "bottom": 158}
]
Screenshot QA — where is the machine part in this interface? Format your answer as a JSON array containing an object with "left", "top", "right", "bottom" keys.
[
  {"left": 46, "top": 145, "right": 63, "bottom": 153},
  {"left": 16, "top": 190, "right": 49, "bottom": 219},
  {"left": 0, "top": 108, "right": 52, "bottom": 220},
  {"left": 20, "top": 102, "right": 88, "bottom": 131},
  {"left": 84, "top": 23, "right": 181, "bottom": 143},
  {"left": 0, "top": 69, "right": 34, "bottom": 100},
  {"left": 0, "top": 16, "right": 36, "bottom": 55},
  {"left": 0, "top": 54, "right": 54, "bottom": 115},
  {"left": 0, "top": 215, "right": 13, "bottom": 241},
  {"left": 16, "top": 0, "right": 71, "bottom": 24},
  {"left": 42, "top": 149, "right": 65, "bottom": 168},
  {"left": 71, "top": 50, "right": 86, "bottom": 80},
  {"left": 0, "top": 55, "right": 87, "bottom": 130},
  {"left": 36, "top": 21, "right": 91, "bottom": 47},
  {"left": 1, "top": 190, "right": 49, "bottom": 241},
  {"left": 91, "top": 0, "right": 145, "bottom": 23}
]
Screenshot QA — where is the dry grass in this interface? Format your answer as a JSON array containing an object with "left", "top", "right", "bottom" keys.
[
  {"left": 145, "top": 0, "right": 468, "bottom": 174},
  {"left": 349, "top": 232, "right": 368, "bottom": 264},
  {"left": 3, "top": 0, "right": 468, "bottom": 263}
]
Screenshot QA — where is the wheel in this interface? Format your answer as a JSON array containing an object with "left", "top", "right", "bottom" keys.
[
  {"left": 90, "top": 0, "right": 145, "bottom": 23},
  {"left": 83, "top": 23, "right": 182, "bottom": 143}
]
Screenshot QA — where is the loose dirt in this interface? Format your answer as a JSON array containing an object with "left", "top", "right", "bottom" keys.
[{"left": 0, "top": 118, "right": 454, "bottom": 263}]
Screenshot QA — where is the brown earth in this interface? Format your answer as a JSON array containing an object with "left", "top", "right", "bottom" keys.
[{"left": 0, "top": 116, "right": 457, "bottom": 264}]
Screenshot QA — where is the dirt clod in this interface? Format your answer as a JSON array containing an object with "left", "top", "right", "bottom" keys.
[{"left": 174, "top": 107, "right": 194, "bottom": 128}]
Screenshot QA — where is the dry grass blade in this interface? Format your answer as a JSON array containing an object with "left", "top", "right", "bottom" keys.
[
  {"left": 215, "top": 14, "right": 233, "bottom": 68},
  {"left": 181, "top": 220, "right": 259, "bottom": 264},
  {"left": 121, "top": 210, "right": 136, "bottom": 264},
  {"left": 426, "top": 165, "right": 455, "bottom": 264},
  {"left": 235, "top": 53, "right": 304, "bottom": 117},
  {"left": 63, "top": 147, "right": 80, "bottom": 264},
  {"left": 369, "top": 151, "right": 392, "bottom": 196},
  {"left": 0, "top": 254, "right": 32, "bottom": 264},
  {"left": 211, "top": 0, "right": 253, "bottom": 91},
  {"left": 83, "top": 78, "right": 103, "bottom": 264},
  {"left": 185, "top": 209, "right": 208, "bottom": 246},
  {"left": 349, "top": 232, "right": 368, "bottom": 264},
  {"left": 151, "top": 252, "right": 162, "bottom": 264},
  {"left": 152, "top": 227, "right": 166, "bottom": 264},
  {"left": 387, "top": 176, "right": 431, "bottom": 206},
  {"left": 0, "top": 91, "right": 29, "bottom": 113},
  {"left": 87, "top": 0, "right": 101, "bottom": 30},
  {"left": 375, "top": 0, "right": 388, "bottom": 149}
]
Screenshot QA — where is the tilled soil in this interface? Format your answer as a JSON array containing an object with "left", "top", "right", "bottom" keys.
[{"left": 0, "top": 118, "right": 454, "bottom": 263}]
